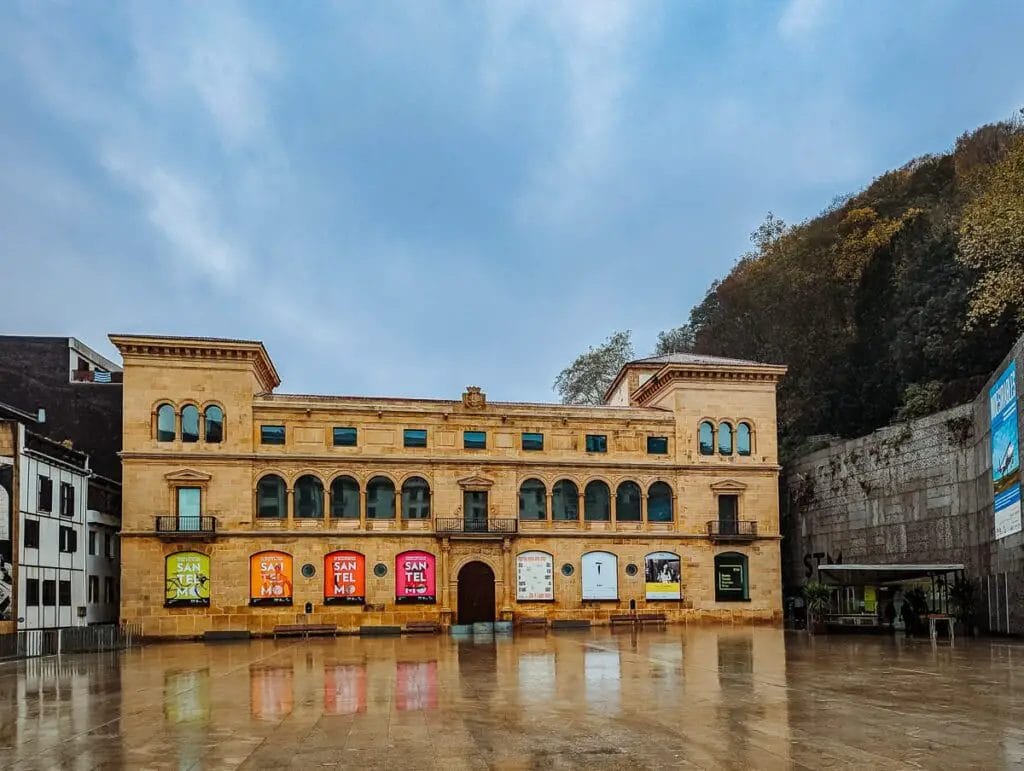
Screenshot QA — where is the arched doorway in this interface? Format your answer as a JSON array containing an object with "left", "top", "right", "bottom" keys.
[{"left": 457, "top": 561, "right": 496, "bottom": 625}]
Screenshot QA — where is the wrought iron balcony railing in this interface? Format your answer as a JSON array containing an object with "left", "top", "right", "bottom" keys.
[
  {"left": 155, "top": 515, "right": 217, "bottom": 535},
  {"left": 706, "top": 519, "right": 757, "bottom": 540},
  {"left": 435, "top": 517, "right": 518, "bottom": 536}
]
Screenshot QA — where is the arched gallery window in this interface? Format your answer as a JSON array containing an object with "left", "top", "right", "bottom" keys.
[
  {"left": 518, "top": 478, "right": 547, "bottom": 520},
  {"left": 718, "top": 422, "right": 733, "bottom": 455},
  {"left": 294, "top": 475, "right": 324, "bottom": 518},
  {"left": 401, "top": 476, "right": 431, "bottom": 519},
  {"left": 205, "top": 405, "right": 224, "bottom": 443},
  {"left": 156, "top": 404, "right": 175, "bottom": 442},
  {"left": 737, "top": 422, "right": 752, "bottom": 456},
  {"left": 367, "top": 476, "right": 396, "bottom": 519},
  {"left": 584, "top": 480, "right": 610, "bottom": 522},
  {"left": 256, "top": 475, "right": 286, "bottom": 518},
  {"left": 699, "top": 421, "right": 714, "bottom": 456},
  {"left": 647, "top": 482, "right": 673, "bottom": 522},
  {"left": 615, "top": 481, "right": 641, "bottom": 522},
  {"left": 330, "top": 476, "right": 360, "bottom": 519},
  {"left": 181, "top": 405, "right": 200, "bottom": 443},
  {"left": 552, "top": 479, "right": 579, "bottom": 521}
]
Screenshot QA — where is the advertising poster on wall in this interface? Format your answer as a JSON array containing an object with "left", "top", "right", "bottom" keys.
[
  {"left": 324, "top": 551, "right": 365, "bottom": 604},
  {"left": 991, "top": 362, "right": 1022, "bottom": 539},
  {"left": 581, "top": 551, "right": 618, "bottom": 600},
  {"left": 644, "top": 552, "right": 681, "bottom": 600},
  {"left": 395, "top": 551, "right": 436, "bottom": 603},
  {"left": 165, "top": 551, "right": 211, "bottom": 607},
  {"left": 715, "top": 556, "right": 747, "bottom": 601},
  {"left": 516, "top": 551, "right": 554, "bottom": 601},
  {"left": 249, "top": 551, "right": 293, "bottom": 606}
]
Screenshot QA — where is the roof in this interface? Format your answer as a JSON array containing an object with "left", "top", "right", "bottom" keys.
[
  {"left": 818, "top": 563, "right": 964, "bottom": 586},
  {"left": 626, "top": 352, "right": 782, "bottom": 368},
  {"left": 603, "top": 351, "right": 788, "bottom": 403}
]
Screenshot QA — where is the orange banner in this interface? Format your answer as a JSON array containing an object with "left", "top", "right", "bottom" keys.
[
  {"left": 324, "top": 551, "right": 365, "bottom": 604},
  {"left": 249, "top": 551, "right": 293, "bottom": 606}
]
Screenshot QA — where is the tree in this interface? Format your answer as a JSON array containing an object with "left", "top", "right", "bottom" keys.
[
  {"left": 553, "top": 330, "right": 634, "bottom": 405},
  {"left": 654, "top": 325, "right": 695, "bottom": 355}
]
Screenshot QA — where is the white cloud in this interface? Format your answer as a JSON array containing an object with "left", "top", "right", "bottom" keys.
[{"left": 779, "top": 0, "right": 827, "bottom": 42}]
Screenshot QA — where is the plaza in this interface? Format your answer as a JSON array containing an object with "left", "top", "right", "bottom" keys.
[{"left": 2, "top": 628, "right": 1023, "bottom": 769}]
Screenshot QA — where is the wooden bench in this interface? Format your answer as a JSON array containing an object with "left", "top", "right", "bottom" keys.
[
  {"left": 610, "top": 614, "right": 636, "bottom": 625},
  {"left": 518, "top": 617, "right": 548, "bottom": 629},
  {"left": 405, "top": 621, "right": 440, "bottom": 634},
  {"left": 551, "top": 619, "right": 590, "bottom": 630},
  {"left": 272, "top": 624, "right": 337, "bottom": 638},
  {"left": 637, "top": 613, "right": 667, "bottom": 625}
]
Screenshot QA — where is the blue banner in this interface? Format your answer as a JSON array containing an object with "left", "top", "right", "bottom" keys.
[{"left": 990, "top": 361, "right": 1021, "bottom": 539}]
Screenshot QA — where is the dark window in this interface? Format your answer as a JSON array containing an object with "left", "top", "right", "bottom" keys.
[
  {"left": 256, "top": 475, "right": 286, "bottom": 518},
  {"left": 648, "top": 482, "right": 673, "bottom": 522},
  {"left": 522, "top": 433, "right": 544, "bottom": 451},
  {"left": 60, "top": 482, "right": 75, "bottom": 517},
  {"left": 718, "top": 422, "right": 733, "bottom": 455},
  {"left": 718, "top": 494, "right": 739, "bottom": 536},
  {"left": 367, "top": 476, "right": 396, "bottom": 519},
  {"left": 463, "top": 431, "right": 486, "bottom": 450},
  {"left": 401, "top": 477, "right": 431, "bottom": 519},
  {"left": 42, "top": 580, "right": 56, "bottom": 607},
  {"left": 23, "top": 519, "right": 39, "bottom": 548},
  {"left": 647, "top": 436, "right": 669, "bottom": 455},
  {"left": 518, "top": 478, "right": 547, "bottom": 520},
  {"left": 552, "top": 480, "right": 579, "bottom": 521},
  {"left": 205, "top": 406, "right": 224, "bottom": 443},
  {"left": 88, "top": 575, "right": 99, "bottom": 603},
  {"left": 106, "top": 533, "right": 115, "bottom": 559},
  {"left": 737, "top": 422, "right": 752, "bottom": 456},
  {"left": 59, "top": 580, "right": 71, "bottom": 606},
  {"left": 26, "top": 579, "right": 39, "bottom": 606},
  {"left": 88, "top": 530, "right": 97, "bottom": 556},
  {"left": 330, "top": 476, "right": 360, "bottom": 519},
  {"left": 584, "top": 480, "right": 610, "bottom": 521},
  {"left": 181, "top": 405, "right": 200, "bottom": 443},
  {"left": 156, "top": 404, "right": 175, "bottom": 442},
  {"left": 260, "top": 425, "right": 285, "bottom": 445},
  {"left": 585, "top": 434, "right": 607, "bottom": 453},
  {"left": 60, "top": 526, "right": 77, "bottom": 553},
  {"left": 404, "top": 429, "right": 427, "bottom": 448},
  {"left": 714, "top": 552, "right": 750, "bottom": 602},
  {"left": 38, "top": 476, "right": 53, "bottom": 512},
  {"left": 105, "top": 577, "right": 116, "bottom": 604},
  {"left": 615, "top": 481, "right": 641, "bottom": 522},
  {"left": 699, "top": 421, "right": 715, "bottom": 456},
  {"left": 294, "top": 475, "right": 324, "bottom": 519},
  {"left": 333, "top": 427, "right": 357, "bottom": 447}
]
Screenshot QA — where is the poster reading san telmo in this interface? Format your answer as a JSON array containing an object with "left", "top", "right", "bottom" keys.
[
  {"left": 395, "top": 551, "right": 436, "bottom": 603},
  {"left": 516, "top": 551, "right": 554, "bottom": 601},
  {"left": 324, "top": 550, "right": 365, "bottom": 604},
  {"left": 164, "top": 551, "right": 211, "bottom": 607},
  {"left": 644, "top": 552, "right": 681, "bottom": 600},
  {"left": 991, "top": 361, "right": 1022, "bottom": 539},
  {"left": 581, "top": 551, "right": 618, "bottom": 600},
  {"left": 250, "top": 551, "right": 293, "bottom": 606}
]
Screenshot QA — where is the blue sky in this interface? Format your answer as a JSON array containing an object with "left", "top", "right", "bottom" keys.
[{"left": 2, "top": 1, "right": 1022, "bottom": 401}]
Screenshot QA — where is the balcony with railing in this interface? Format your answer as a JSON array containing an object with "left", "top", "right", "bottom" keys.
[
  {"left": 706, "top": 519, "right": 758, "bottom": 542},
  {"left": 435, "top": 517, "right": 518, "bottom": 538},
  {"left": 155, "top": 515, "right": 217, "bottom": 537}
]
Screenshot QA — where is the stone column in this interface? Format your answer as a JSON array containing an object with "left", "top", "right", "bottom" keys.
[
  {"left": 546, "top": 491, "right": 554, "bottom": 523},
  {"left": 440, "top": 538, "right": 452, "bottom": 625},
  {"left": 611, "top": 486, "right": 618, "bottom": 526},
  {"left": 641, "top": 493, "right": 649, "bottom": 528},
  {"left": 395, "top": 485, "right": 403, "bottom": 528},
  {"left": 286, "top": 488, "right": 294, "bottom": 528},
  {"left": 501, "top": 537, "right": 513, "bottom": 618},
  {"left": 577, "top": 491, "right": 585, "bottom": 526},
  {"left": 359, "top": 489, "right": 367, "bottom": 528}
]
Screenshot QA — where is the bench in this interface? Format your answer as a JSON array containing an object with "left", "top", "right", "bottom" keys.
[
  {"left": 610, "top": 615, "right": 636, "bottom": 625},
  {"left": 518, "top": 617, "right": 548, "bottom": 629},
  {"left": 359, "top": 625, "right": 402, "bottom": 636},
  {"left": 551, "top": 619, "right": 591, "bottom": 630},
  {"left": 272, "top": 624, "right": 337, "bottom": 638},
  {"left": 405, "top": 621, "right": 441, "bottom": 634},
  {"left": 202, "top": 630, "right": 251, "bottom": 642},
  {"left": 637, "top": 613, "right": 667, "bottom": 625}
]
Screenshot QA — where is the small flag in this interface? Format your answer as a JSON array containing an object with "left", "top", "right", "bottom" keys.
[{"left": 93, "top": 370, "right": 112, "bottom": 383}]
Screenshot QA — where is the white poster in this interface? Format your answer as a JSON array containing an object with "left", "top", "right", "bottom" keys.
[
  {"left": 516, "top": 551, "right": 554, "bottom": 601},
  {"left": 581, "top": 551, "right": 618, "bottom": 600}
]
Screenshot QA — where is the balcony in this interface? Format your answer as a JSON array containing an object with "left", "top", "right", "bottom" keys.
[
  {"left": 435, "top": 517, "right": 518, "bottom": 538},
  {"left": 155, "top": 515, "right": 217, "bottom": 538},
  {"left": 706, "top": 519, "right": 757, "bottom": 542}
]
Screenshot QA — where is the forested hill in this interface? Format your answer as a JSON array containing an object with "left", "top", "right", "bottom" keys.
[{"left": 556, "top": 115, "right": 1024, "bottom": 459}]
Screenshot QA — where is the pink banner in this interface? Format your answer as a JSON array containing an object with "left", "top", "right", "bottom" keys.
[{"left": 395, "top": 551, "right": 436, "bottom": 603}]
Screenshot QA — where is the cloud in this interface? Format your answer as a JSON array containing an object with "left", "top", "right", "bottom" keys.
[{"left": 778, "top": 0, "right": 827, "bottom": 42}]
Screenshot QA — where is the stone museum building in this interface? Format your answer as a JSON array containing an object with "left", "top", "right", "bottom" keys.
[{"left": 111, "top": 334, "right": 787, "bottom": 637}]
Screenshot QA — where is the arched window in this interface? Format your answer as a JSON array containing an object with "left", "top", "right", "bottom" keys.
[
  {"left": 699, "top": 421, "right": 714, "bottom": 456},
  {"left": 401, "top": 476, "right": 431, "bottom": 520},
  {"left": 718, "top": 422, "right": 733, "bottom": 455},
  {"left": 330, "top": 476, "right": 360, "bottom": 519},
  {"left": 367, "top": 476, "right": 395, "bottom": 519},
  {"left": 584, "top": 480, "right": 610, "bottom": 522},
  {"left": 519, "top": 478, "right": 547, "bottom": 520},
  {"left": 737, "top": 422, "right": 752, "bottom": 456},
  {"left": 205, "top": 405, "right": 224, "bottom": 443},
  {"left": 714, "top": 552, "right": 749, "bottom": 602},
  {"left": 156, "top": 404, "right": 175, "bottom": 442},
  {"left": 615, "top": 481, "right": 641, "bottom": 522},
  {"left": 256, "top": 475, "right": 286, "bottom": 518},
  {"left": 552, "top": 479, "right": 578, "bottom": 521},
  {"left": 647, "top": 482, "right": 673, "bottom": 522},
  {"left": 181, "top": 405, "right": 200, "bottom": 443},
  {"left": 294, "top": 475, "right": 324, "bottom": 518}
]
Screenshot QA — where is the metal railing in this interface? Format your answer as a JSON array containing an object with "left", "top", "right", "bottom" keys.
[
  {"left": 706, "top": 519, "right": 758, "bottom": 539},
  {"left": 155, "top": 515, "right": 218, "bottom": 534},
  {"left": 435, "top": 517, "right": 518, "bottom": 536},
  {"left": 0, "top": 622, "right": 141, "bottom": 661}
]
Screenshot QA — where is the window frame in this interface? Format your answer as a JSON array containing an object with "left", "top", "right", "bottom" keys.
[
  {"left": 23, "top": 519, "right": 40, "bottom": 549},
  {"left": 332, "top": 426, "right": 358, "bottom": 447},
  {"left": 256, "top": 475, "right": 287, "bottom": 519},
  {"left": 646, "top": 436, "right": 669, "bottom": 455},
  {"left": 583, "top": 480, "right": 611, "bottom": 521},
  {"left": 698, "top": 421, "right": 715, "bottom": 456},
  {"left": 403, "top": 429, "right": 428, "bottom": 448},
  {"left": 181, "top": 404, "right": 200, "bottom": 443},
  {"left": 585, "top": 434, "right": 608, "bottom": 453},
  {"left": 463, "top": 430, "right": 487, "bottom": 450},
  {"left": 521, "top": 432, "right": 544, "bottom": 451},
  {"left": 647, "top": 481, "right": 674, "bottom": 523},
  {"left": 38, "top": 475, "right": 53, "bottom": 512},
  {"left": 260, "top": 425, "right": 286, "bottom": 446},
  {"left": 718, "top": 422, "right": 734, "bottom": 456},
  {"left": 615, "top": 481, "right": 642, "bottom": 522},
  {"left": 294, "top": 475, "right": 325, "bottom": 519},
  {"left": 366, "top": 476, "right": 396, "bottom": 519},
  {"left": 330, "top": 475, "right": 361, "bottom": 519},
  {"left": 401, "top": 476, "right": 431, "bottom": 520},
  {"left": 42, "top": 579, "right": 56, "bottom": 607},
  {"left": 518, "top": 478, "right": 547, "bottom": 520},
  {"left": 59, "top": 580, "right": 72, "bottom": 607},
  {"left": 26, "top": 578, "right": 39, "bottom": 607},
  {"left": 59, "top": 482, "right": 75, "bottom": 517},
  {"left": 737, "top": 422, "right": 753, "bottom": 456},
  {"left": 552, "top": 479, "right": 579, "bottom": 521},
  {"left": 59, "top": 525, "right": 78, "bottom": 553},
  {"left": 156, "top": 403, "right": 176, "bottom": 442},
  {"left": 204, "top": 405, "right": 225, "bottom": 443}
]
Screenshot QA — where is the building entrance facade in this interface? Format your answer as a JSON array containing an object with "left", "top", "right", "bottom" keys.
[{"left": 457, "top": 561, "right": 495, "bottom": 625}]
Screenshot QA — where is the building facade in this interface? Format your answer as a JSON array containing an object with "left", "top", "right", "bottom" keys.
[{"left": 112, "top": 335, "right": 787, "bottom": 638}]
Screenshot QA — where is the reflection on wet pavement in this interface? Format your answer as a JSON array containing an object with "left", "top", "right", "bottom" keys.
[{"left": 2, "top": 628, "right": 1024, "bottom": 769}]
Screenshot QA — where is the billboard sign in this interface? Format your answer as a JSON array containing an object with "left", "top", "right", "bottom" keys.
[
  {"left": 324, "top": 551, "right": 365, "bottom": 604},
  {"left": 516, "top": 551, "right": 554, "bottom": 601},
  {"left": 396, "top": 551, "right": 436, "bottom": 603},
  {"left": 165, "top": 551, "right": 211, "bottom": 607},
  {"left": 581, "top": 551, "right": 618, "bottom": 600},
  {"left": 644, "top": 551, "right": 681, "bottom": 600},
  {"left": 250, "top": 551, "right": 293, "bottom": 606},
  {"left": 991, "top": 362, "right": 1022, "bottom": 539}
]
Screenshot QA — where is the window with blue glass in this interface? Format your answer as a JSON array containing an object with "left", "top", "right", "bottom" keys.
[
  {"left": 260, "top": 425, "right": 285, "bottom": 445},
  {"left": 647, "top": 436, "right": 668, "bottom": 455},
  {"left": 464, "top": 431, "right": 486, "bottom": 449},
  {"left": 333, "top": 427, "right": 357, "bottom": 447},
  {"left": 585, "top": 434, "right": 607, "bottom": 453},
  {"left": 404, "top": 429, "right": 427, "bottom": 448},
  {"left": 522, "top": 432, "right": 544, "bottom": 451}
]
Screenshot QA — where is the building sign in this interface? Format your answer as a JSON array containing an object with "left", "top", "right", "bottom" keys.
[
  {"left": 395, "top": 551, "right": 436, "bottom": 603},
  {"left": 324, "top": 550, "right": 365, "bottom": 604},
  {"left": 644, "top": 551, "right": 681, "bottom": 600},
  {"left": 715, "top": 555, "right": 748, "bottom": 602},
  {"left": 991, "top": 362, "right": 1022, "bottom": 539},
  {"left": 250, "top": 551, "right": 293, "bottom": 606},
  {"left": 516, "top": 551, "right": 554, "bottom": 601},
  {"left": 165, "top": 551, "right": 211, "bottom": 607},
  {"left": 581, "top": 551, "right": 618, "bottom": 600}
]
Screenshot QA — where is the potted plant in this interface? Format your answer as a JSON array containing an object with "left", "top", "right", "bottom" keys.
[
  {"left": 949, "top": 577, "right": 977, "bottom": 637},
  {"left": 803, "top": 582, "right": 832, "bottom": 634}
]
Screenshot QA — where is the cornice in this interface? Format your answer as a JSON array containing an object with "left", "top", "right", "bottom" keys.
[
  {"left": 633, "top": 364, "right": 786, "bottom": 406},
  {"left": 122, "top": 530, "right": 782, "bottom": 541}
]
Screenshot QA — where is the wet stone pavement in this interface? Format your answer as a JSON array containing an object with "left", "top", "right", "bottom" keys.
[{"left": 2, "top": 628, "right": 1024, "bottom": 770}]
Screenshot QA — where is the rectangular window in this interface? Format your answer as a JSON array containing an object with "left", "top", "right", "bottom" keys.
[
  {"left": 647, "top": 436, "right": 669, "bottom": 455},
  {"left": 585, "top": 434, "right": 607, "bottom": 453},
  {"left": 88, "top": 575, "right": 99, "bottom": 603},
  {"left": 60, "top": 482, "right": 75, "bottom": 517},
  {"left": 60, "top": 526, "right": 78, "bottom": 553},
  {"left": 260, "top": 425, "right": 286, "bottom": 445},
  {"left": 404, "top": 429, "right": 427, "bottom": 448},
  {"left": 59, "top": 580, "right": 71, "bottom": 607},
  {"left": 42, "top": 580, "right": 56, "bottom": 607},
  {"left": 105, "top": 577, "right": 116, "bottom": 604},
  {"left": 522, "top": 432, "right": 544, "bottom": 451},
  {"left": 463, "top": 431, "right": 487, "bottom": 449},
  {"left": 26, "top": 579, "right": 40, "bottom": 607},
  {"left": 38, "top": 476, "right": 53, "bottom": 512},
  {"left": 24, "top": 519, "right": 40, "bottom": 549},
  {"left": 106, "top": 533, "right": 115, "bottom": 559},
  {"left": 332, "top": 427, "right": 357, "bottom": 447},
  {"left": 88, "top": 530, "right": 97, "bottom": 556}
]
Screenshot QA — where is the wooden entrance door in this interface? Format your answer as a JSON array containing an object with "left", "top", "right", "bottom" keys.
[{"left": 457, "top": 561, "right": 496, "bottom": 625}]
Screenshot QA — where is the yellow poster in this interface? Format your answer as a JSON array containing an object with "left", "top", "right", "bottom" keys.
[
  {"left": 165, "top": 551, "right": 211, "bottom": 607},
  {"left": 864, "top": 586, "right": 876, "bottom": 612}
]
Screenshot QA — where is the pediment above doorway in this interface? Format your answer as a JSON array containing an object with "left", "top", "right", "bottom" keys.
[
  {"left": 709, "top": 478, "right": 747, "bottom": 493},
  {"left": 457, "top": 474, "right": 494, "bottom": 490},
  {"left": 164, "top": 468, "right": 213, "bottom": 483}
]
